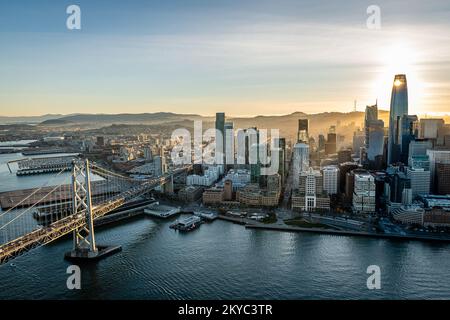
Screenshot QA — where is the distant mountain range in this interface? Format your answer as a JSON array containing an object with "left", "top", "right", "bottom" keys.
[
  {"left": 0, "top": 112, "right": 205, "bottom": 125},
  {"left": 0, "top": 110, "right": 393, "bottom": 144},
  {"left": 0, "top": 114, "right": 64, "bottom": 124}
]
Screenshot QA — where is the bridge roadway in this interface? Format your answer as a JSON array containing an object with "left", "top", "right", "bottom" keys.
[{"left": 0, "top": 166, "right": 191, "bottom": 264}]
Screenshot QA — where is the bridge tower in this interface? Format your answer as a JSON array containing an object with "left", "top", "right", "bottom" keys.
[
  {"left": 162, "top": 174, "right": 174, "bottom": 194},
  {"left": 65, "top": 159, "right": 121, "bottom": 261}
]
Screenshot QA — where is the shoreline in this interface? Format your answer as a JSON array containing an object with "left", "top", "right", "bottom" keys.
[{"left": 244, "top": 223, "right": 450, "bottom": 243}]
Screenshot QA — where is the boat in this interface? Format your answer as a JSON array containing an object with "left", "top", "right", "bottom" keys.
[
  {"left": 193, "top": 211, "right": 218, "bottom": 221},
  {"left": 170, "top": 215, "right": 202, "bottom": 231}
]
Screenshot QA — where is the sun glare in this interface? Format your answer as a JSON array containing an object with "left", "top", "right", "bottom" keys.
[{"left": 371, "top": 43, "right": 425, "bottom": 114}]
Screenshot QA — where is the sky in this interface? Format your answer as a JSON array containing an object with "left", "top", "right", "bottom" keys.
[{"left": 0, "top": 0, "right": 450, "bottom": 117}]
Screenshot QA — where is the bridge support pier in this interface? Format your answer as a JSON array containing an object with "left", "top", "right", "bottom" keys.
[
  {"left": 162, "top": 174, "right": 174, "bottom": 194},
  {"left": 64, "top": 159, "right": 121, "bottom": 262}
]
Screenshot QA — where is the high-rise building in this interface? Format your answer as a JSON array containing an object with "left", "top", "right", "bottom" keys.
[
  {"left": 215, "top": 112, "right": 225, "bottom": 165},
  {"left": 325, "top": 132, "right": 337, "bottom": 155},
  {"left": 223, "top": 180, "right": 233, "bottom": 201},
  {"left": 406, "top": 167, "right": 430, "bottom": 198},
  {"left": 409, "top": 140, "right": 432, "bottom": 159},
  {"left": 143, "top": 146, "right": 153, "bottom": 162},
  {"left": 236, "top": 127, "right": 259, "bottom": 165},
  {"left": 399, "top": 115, "right": 419, "bottom": 163},
  {"left": 250, "top": 142, "right": 263, "bottom": 184},
  {"left": 388, "top": 74, "right": 408, "bottom": 165},
  {"left": 409, "top": 155, "right": 430, "bottom": 171},
  {"left": 297, "top": 119, "right": 309, "bottom": 143},
  {"left": 420, "top": 119, "right": 444, "bottom": 139},
  {"left": 352, "top": 129, "right": 365, "bottom": 157},
  {"left": 352, "top": 171, "right": 376, "bottom": 214},
  {"left": 267, "top": 174, "right": 281, "bottom": 192},
  {"left": 436, "top": 163, "right": 450, "bottom": 195},
  {"left": 408, "top": 139, "right": 433, "bottom": 169},
  {"left": 339, "top": 162, "right": 359, "bottom": 193},
  {"left": 437, "top": 124, "right": 450, "bottom": 146},
  {"left": 322, "top": 165, "right": 339, "bottom": 195},
  {"left": 338, "top": 149, "right": 352, "bottom": 164},
  {"left": 385, "top": 167, "right": 411, "bottom": 204},
  {"left": 426, "top": 149, "right": 450, "bottom": 191},
  {"left": 274, "top": 137, "right": 286, "bottom": 185},
  {"left": 224, "top": 122, "right": 234, "bottom": 165},
  {"left": 292, "top": 142, "right": 310, "bottom": 189},
  {"left": 292, "top": 168, "right": 330, "bottom": 212},
  {"left": 364, "top": 103, "right": 385, "bottom": 163},
  {"left": 318, "top": 134, "right": 326, "bottom": 151}
]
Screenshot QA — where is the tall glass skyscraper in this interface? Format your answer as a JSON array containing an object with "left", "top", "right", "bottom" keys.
[
  {"left": 388, "top": 74, "right": 408, "bottom": 165},
  {"left": 365, "top": 102, "right": 384, "bottom": 163},
  {"left": 215, "top": 112, "right": 225, "bottom": 164}
]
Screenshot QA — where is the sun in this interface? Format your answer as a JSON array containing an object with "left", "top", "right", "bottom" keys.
[{"left": 370, "top": 43, "right": 425, "bottom": 114}]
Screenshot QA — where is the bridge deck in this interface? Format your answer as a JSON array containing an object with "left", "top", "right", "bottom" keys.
[{"left": 0, "top": 181, "right": 123, "bottom": 210}]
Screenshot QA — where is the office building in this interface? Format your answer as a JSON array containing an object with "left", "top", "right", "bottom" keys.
[
  {"left": 215, "top": 112, "right": 225, "bottom": 165},
  {"left": 420, "top": 119, "right": 445, "bottom": 139},
  {"left": 352, "top": 171, "right": 376, "bottom": 214},
  {"left": 274, "top": 137, "right": 286, "bottom": 185},
  {"left": 436, "top": 163, "right": 450, "bottom": 195},
  {"left": 388, "top": 74, "right": 408, "bottom": 165},
  {"left": 292, "top": 168, "right": 330, "bottom": 212},
  {"left": 325, "top": 132, "right": 337, "bottom": 155},
  {"left": 292, "top": 142, "right": 310, "bottom": 189},
  {"left": 426, "top": 149, "right": 450, "bottom": 189},
  {"left": 297, "top": 119, "right": 309, "bottom": 143},
  {"left": 399, "top": 115, "right": 418, "bottom": 163},
  {"left": 364, "top": 104, "right": 385, "bottom": 163},
  {"left": 224, "top": 122, "right": 234, "bottom": 165},
  {"left": 223, "top": 180, "right": 233, "bottom": 201},
  {"left": 338, "top": 149, "right": 352, "bottom": 164},
  {"left": 406, "top": 167, "right": 430, "bottom": 198},
  {"left": 322, "top": 165, "right": 339, "bottom": 195}
]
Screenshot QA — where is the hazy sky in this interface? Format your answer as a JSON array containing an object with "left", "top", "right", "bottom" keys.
[{"left": 1, "top": 0, "right": 450, "bottom": 116}]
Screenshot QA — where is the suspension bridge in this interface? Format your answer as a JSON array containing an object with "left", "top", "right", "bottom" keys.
[{"left": 0, "top": 158, "right": 191, "bottom": 264}]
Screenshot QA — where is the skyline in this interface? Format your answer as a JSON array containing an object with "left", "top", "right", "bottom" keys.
[{"left": 1, "top": 0, "right": 450, "bottom": 117}]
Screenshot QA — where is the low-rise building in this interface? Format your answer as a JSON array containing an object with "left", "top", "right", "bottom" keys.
[
  {"left": 178, "top": 186, "right": 204, "bottom": 202},
  {"left": 202, "top": 187, "right": 224, "bottom": 205}
]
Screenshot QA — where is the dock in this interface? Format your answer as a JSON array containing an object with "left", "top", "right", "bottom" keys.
[{"left": 170, "top": 215, "right": 202, "bottom": 231}]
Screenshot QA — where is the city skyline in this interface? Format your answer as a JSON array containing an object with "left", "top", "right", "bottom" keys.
[{"left": 1, "top": 0, "right": 450, "bottom": 117}]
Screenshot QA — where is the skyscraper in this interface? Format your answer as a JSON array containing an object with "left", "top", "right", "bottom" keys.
[
  {"left": 224, "top": 122, "right": 234, "bottom": 165},
  {"left": 322, "top": 165, "right": 339, "bottom": 195},
  {"left": 388, "top": 74, "right": 408, "bottom": 165},
  {"left": 426, "top": 149, "right": 450, "bottom": 192},
  {"left": 274, "top": 137, "right": 286, "bottom": 185},
  {"left": 399, "top": 115, "right": 418, "bottom": 163},
  {"left": 292, "top": 142, "right": 310, "bottom": 189},
  {"left": 297, "top": 119, "right": 309, "bottom": 143},
  {"left": 364, "top": 103, "right": 385, "bottom": 163},
  {"left": 325, "top": 133, "right": 337, "bottom": 155},
  {"left": 215, "top": 112, "right": 225, "bottom": 165},
  {"left": 352, "top": 171, "right": 376, "bottom": 214}
]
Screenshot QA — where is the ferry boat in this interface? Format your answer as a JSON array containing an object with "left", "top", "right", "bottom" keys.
[{"left": 170, "top": 215, "right": 202, "bottom": 231}]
